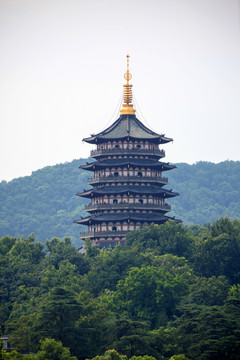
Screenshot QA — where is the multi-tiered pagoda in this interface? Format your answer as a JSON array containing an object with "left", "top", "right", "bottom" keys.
[{"left": 74, "top": 56, "right": 179, "bottom": 247}]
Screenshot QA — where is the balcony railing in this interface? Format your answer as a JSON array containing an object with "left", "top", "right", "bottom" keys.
[
  {"left": 90, "top": 148, "right": 165, "bottom": 157},
  {"left": 80, "top": 231, "right": 129, "bottom": 239},
  {"left": 88, "top": 175, "right": 168, "bottom": 185},
  {"left": 85, "top": 202, "right": 171, "bottom": 212}
]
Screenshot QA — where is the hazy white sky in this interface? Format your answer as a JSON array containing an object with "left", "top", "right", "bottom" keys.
[{"left": 0, "top": 0, "right": 239, "bottom": 182}]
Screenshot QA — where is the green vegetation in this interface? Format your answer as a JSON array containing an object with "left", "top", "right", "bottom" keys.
[
  {"left": 0, "top": 159, "right": 90, "bottom": 247},
  {"left": 168, "top": 161, "right": 240, "bottom": 224},
  {"left": 0, "top": 160, "right": 240, "bottom": 245},
  {"left": 1, "top": 218, "right": 240, "bottom": 359}
]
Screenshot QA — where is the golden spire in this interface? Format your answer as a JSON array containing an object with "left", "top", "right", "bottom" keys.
[{"left": 120, "top": 54, "right": 136, "bottom": 115}]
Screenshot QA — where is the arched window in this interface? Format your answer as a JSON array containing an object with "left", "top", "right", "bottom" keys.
[
  {"left": 112, "top": 226, "right": 117, "bottom": 231},
  {"left": 114, "top": 172, "right": 119, "bottom": 177},
  {"left": 113, "top": 199, "right": 118, "bottom": 204}
]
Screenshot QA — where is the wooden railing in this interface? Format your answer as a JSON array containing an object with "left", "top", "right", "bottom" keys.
[
  {"left": 90, "top": 148, "right": 165, "bottom": 157},
  {"left": 80, "top": 231, "right": 129, "bottom": 238},
  {"left": 88, "top": 175, "right": 168, "bottom": 185},
  {"left": 85, "top": 202, "right": 171, "bottom": 212}
]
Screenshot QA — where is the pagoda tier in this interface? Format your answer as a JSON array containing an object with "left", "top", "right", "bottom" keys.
[
  {"left": 74, "top": 55, "right": 180, "bottom": 247},
  {"left": 81, "top": 159, "right": 176, "bottom": 171},
  {"left": 83, "top": 114, "right": 172, "bottom": 145},
  {"left": 90, "top": 146, "right": 165, "bottom": 159},
  {"left": 77, "top": 185, "right": 178, "bottom": 198}
]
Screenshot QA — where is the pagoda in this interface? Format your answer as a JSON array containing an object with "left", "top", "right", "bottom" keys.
[{"left": 74, "top": 55, "right": 180, "bottom": 247}]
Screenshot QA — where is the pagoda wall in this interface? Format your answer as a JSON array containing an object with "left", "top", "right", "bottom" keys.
[
  {"left": 90, "top": 196, "right": 166, "bottom": 205},
  {"left": 97, "top": 140, "right": 157, "bottom": 150},
  {"left": 94, "top": 169, "right": 162, "bottom": 177}
]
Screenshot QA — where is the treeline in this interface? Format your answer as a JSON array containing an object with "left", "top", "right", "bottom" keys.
[
  {"left": 1, "top": 217, "right": 240, "bottom": 359},
  {"left": 0, "top": 160, "right": 240, "bottom": 245}
]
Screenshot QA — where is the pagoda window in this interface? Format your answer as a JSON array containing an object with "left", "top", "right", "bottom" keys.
[
  {"left": 114, "top": 172, "right": 119, "bottom": 177},
  {"left": 139, "top": 199, "right": 143, "bottom": 204},
  {"left": 113, "top": 199, "right": 118, "bottom": 204},
  {"left": 112, "top": 226, "right": 117, "bottom": 232},
  {"left": 137, "top": 144, "right": 141, "bottom": 149},
  {"left": 137, "top": 171, "right": 142, "bottom": 177}
]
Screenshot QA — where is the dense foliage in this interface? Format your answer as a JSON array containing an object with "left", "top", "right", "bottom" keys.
[
  {"left": 0, "top": 159, "right": 90, "bottom": 247},
  {"left": 1, "top": 160, "right": 240, "bottom": 245},
  {"left": 168, "top": 161, "right": 240, "bottom": 224},
  {"left": 1, "top": 217, "right": 240, "bottom": 359}
]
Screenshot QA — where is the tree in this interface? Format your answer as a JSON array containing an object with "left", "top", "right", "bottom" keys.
[
  {"left": 33, "top": 287, "right": 82, "bottom": 350},
  {"left": 102, "top": 318, "right": 158, "bottom": 358},
  {"left": 33, "top": 338, "right": 77, "bottom": 360},
  {"left": 210, "top": 217, "right": 239, "bottom": 238},
  {"left": 85, "top": 245, "right": 145, "bottom": 296},
  {"left": 102, "top": 265, "right": 189, "bottom": 328},
  {"left": 129, "top": 356, "right": 159, "bottom": 360},
  {"left": 193, "top": 232, "right": 240, "bottom": 283},
  {"left": 87, "top": 349, "right": 127, "bottom": 360},
  {"left": 182, "top": 276, "right": 230, "bottom": 306},
  {"left": 40, "top": 260, "right": 83, "bottom": 291},
  {"left": 44, "top": 237, "right": 89, "bottom": 275},
  {"left": 169, "top": 304, "right": 240, "bottom": 360},
  {"left": 126, "top": 222, "right": 194, "bottom": 259}
]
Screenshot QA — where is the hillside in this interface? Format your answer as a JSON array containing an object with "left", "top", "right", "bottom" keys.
[{"left": 0, "top": 159, "right": 239, "bottom": 245}]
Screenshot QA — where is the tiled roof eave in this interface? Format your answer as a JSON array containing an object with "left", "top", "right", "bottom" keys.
[{"left": 82, "top": 115, "right": 172, "bottom": 144}]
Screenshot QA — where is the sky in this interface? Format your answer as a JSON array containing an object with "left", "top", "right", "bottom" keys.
[{"left": 0, "top": 0, "right": 239, "bottom": 182}]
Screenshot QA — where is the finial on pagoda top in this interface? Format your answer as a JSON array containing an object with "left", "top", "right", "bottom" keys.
[{"left": 120, "top": 54, "right": 136, "bottom": 115}]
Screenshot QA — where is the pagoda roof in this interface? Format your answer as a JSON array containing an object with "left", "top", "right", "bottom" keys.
[
  {"left": 74, "top": 212, "right": 177, "bottom": 225},
  {"left": 83, "top": 114, "right": 172, "bottom": 144},
  {"left": 81, "top": 158, "right": 176, "bottom": 171},
  {"left": 77, "top": 185, "right": 179, "bottom": 198}
]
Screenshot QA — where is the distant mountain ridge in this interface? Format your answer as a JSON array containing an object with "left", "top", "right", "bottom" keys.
[{"left": 0, "top": 159, "right": 239, "bottom": 246}]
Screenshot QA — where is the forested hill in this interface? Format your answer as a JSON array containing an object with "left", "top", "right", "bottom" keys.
[{"left": 0, "top": 159, "right": 239, "bottom": 246}]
